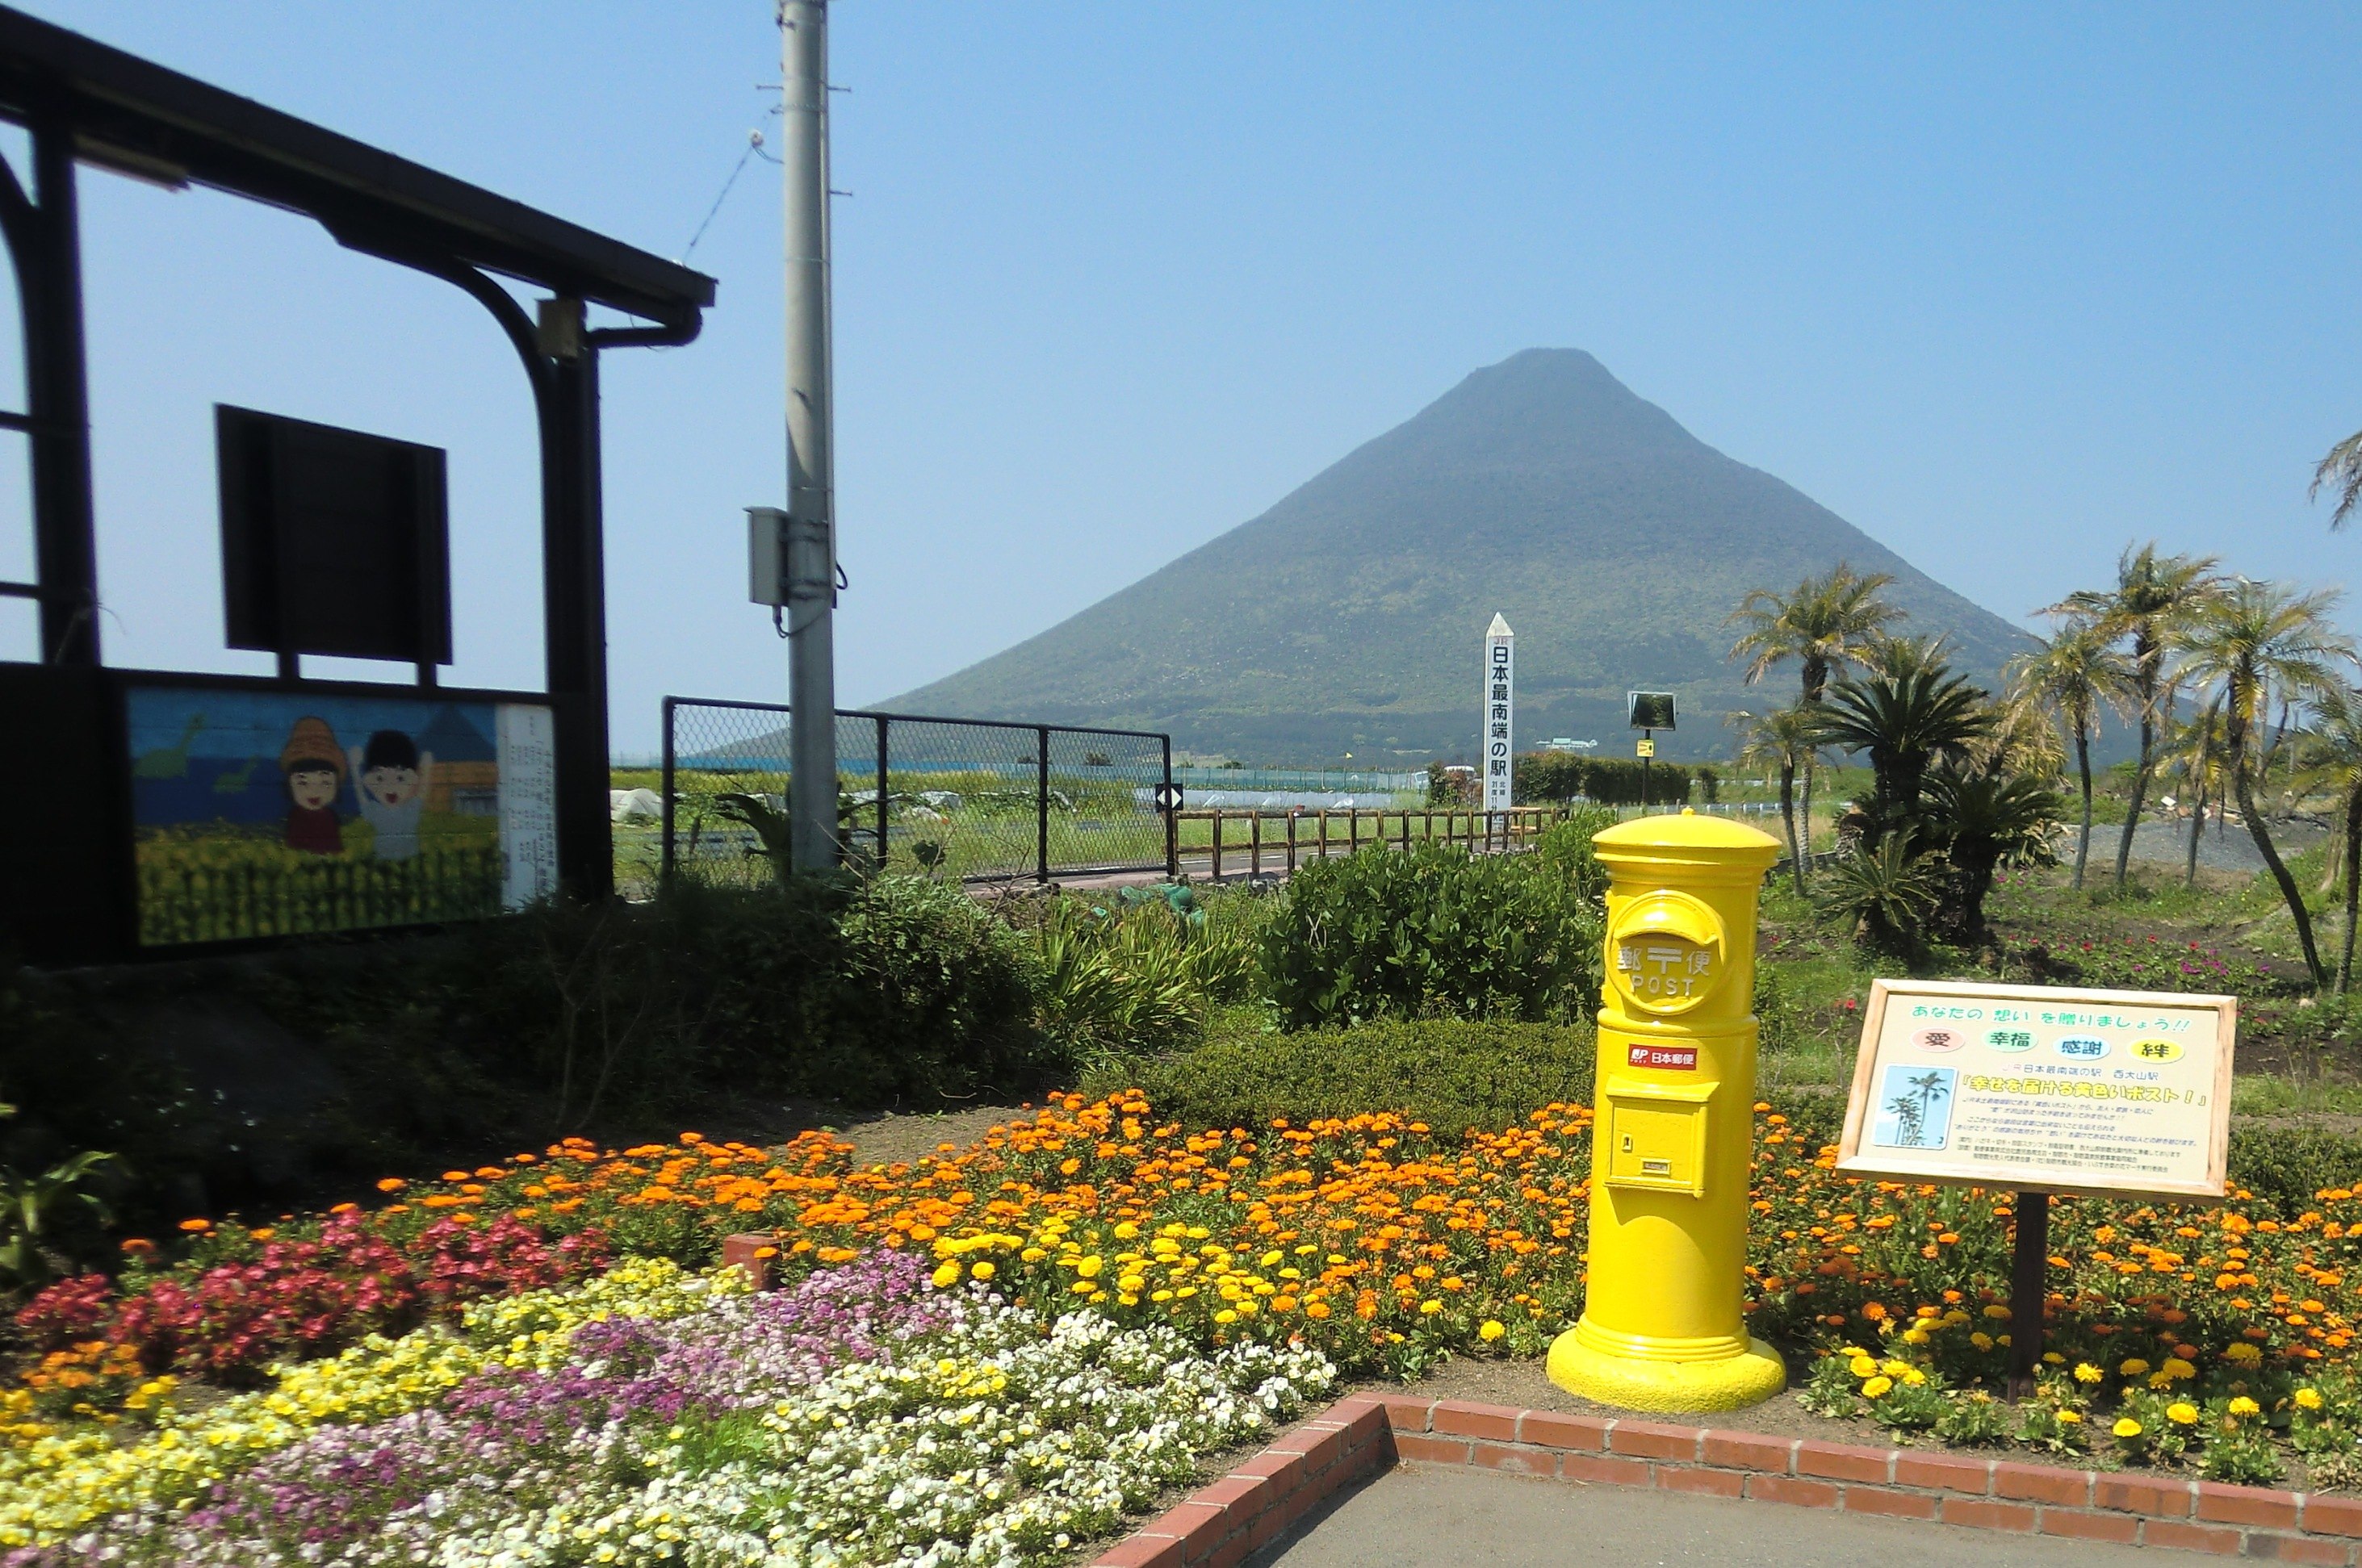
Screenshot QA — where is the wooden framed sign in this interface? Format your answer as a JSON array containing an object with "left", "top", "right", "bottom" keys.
[{"left": 1835, "top": 979, "right": 2236, "bottom": 1200}]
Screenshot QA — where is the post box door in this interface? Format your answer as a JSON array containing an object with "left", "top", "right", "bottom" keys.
[{"left": 1602, "top": 1079, "right": 1712, "bottom": 1198}]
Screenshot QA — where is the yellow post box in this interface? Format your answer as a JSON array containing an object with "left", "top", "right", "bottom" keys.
[{"left": 1547, "top": 808, "right": 1786, "bottom": 1411}]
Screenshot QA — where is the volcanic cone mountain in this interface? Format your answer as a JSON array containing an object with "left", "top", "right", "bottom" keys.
[{"left": 892, "top": 349, "right": 2029, "bottom": 762}]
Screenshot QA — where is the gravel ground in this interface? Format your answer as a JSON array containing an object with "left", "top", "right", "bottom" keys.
[{"left": 2115, "top": 817, "right": 2325, "bottom": 873}]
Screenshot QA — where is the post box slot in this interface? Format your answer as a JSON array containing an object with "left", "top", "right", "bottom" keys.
[{"left": 1602, "top": 1077, "right": 1712, "bottom": 1198}]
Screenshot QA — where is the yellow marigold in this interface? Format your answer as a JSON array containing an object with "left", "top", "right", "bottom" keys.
[
  {"left": 2073, "top": 1362, "right": 2103, "bottom": 1385},
  {"left": 2229, "top": 1396, "right": 2261, "bottom": 1417},
  {"left": 971, "top": 1261, "right": 995, "bottom": 1282},
  {"left": 2297, "top": 1388, "right": 2325, "bottom": 1411},
  {"left": 2119, "top": 1358, "right": 2150, "bottom": 1378},
  {"left": 930, "top": 1261, "right": 961, "bottom": 1289},
  {"left": 2167, "top": 1402, "right": 2199, "bottom": 1425},
  {"left": 2226, "top": 1343, "right": 2263, "bottom": 1365},
  {"left": 2113, "top": 1418, "right": 2142, "bottom": 1439},
  {"left": 1862, "top": 1375, "right": 1893, "bottom": 1398},
  {"left": 1479, "top": 1320, "right": 1506, "bottom": 1342}
]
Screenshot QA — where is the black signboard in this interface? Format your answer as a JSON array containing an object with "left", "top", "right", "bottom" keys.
[{"left": 219, "top": 406, "right": 451, "bottom": 667}]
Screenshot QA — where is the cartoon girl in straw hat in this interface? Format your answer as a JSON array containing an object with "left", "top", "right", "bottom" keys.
[{"left": 278, "top": 715, "right": 347, "bottom": 855}]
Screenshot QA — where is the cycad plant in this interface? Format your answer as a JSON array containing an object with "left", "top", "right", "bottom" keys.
[
  {"left": 1817, "top": 833, "right": 1941, "bottom": 959},
  {"left": 1922, "top": 763, "right": 2064, "bottom": 944},
  {"left": 2006, "top": 620, "right": 2132, "bottom": 889},
  {"left": 2175, "top": 579, "right": 2356, "bottom": 987},
  {"left": 1813, "top": 661, "right": 1996, "bottom": 851}
]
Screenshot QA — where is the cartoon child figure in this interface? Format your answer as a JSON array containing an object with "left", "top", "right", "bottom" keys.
[
  {"left": 350, "top": 730, "right": 434, "bottom": 862},
  {"left": 278, "top": 716, "right": 346, "bottom": 855}
]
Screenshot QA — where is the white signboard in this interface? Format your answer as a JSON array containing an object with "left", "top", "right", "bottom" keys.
[
  {"left": 1836, "top": 979, "right": 2235, "bottom": 1199},
  {"left": 496, "top": 703, "right": 560, "bottom": 909},
  {"left": 1484, "top": 613, "right": 1514, "bottom": 812}
]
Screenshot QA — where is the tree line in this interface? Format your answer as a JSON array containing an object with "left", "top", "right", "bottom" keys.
[{"left": 1723, "top": 552, "right": 2362, "bottom": 992}]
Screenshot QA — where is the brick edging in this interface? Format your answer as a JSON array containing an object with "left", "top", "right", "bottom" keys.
[
  {"left": 1090, "top": 1394, "right": 2362, "bottom": 1566},
  {"left": 1383, "top": 1396, "right": 2360, "bottom": 1563},
  {"left": 1089, "top": 1396, "right": 1394, "bottom": 1567}
]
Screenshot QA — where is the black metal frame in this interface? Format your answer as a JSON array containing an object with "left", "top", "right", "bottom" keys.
[
  {"left": 0, "top": 9, "right": 714, "bottom": 961},
  {"left": 659, "top": 696, "right": 1179, "bottom": 885}
]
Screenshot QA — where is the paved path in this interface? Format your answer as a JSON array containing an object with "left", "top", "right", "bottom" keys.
[{"left": 1252, "top": 1465, "right": 2151, "bottom": 1567}]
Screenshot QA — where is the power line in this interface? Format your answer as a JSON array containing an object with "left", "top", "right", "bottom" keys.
[{"left": 676, "top": 129, "right": 765, "bottom": 265}]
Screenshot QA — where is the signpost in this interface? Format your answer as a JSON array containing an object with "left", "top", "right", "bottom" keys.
[
  {"left": 1485, "top": 615, "right": 1514, "bottom": 829},
  {"left": 1836, "top": 978, "right": 2237, "bottom": 1392},
  {"left": 1628, "top": 691, "right": 1674, "bottom": 806}
]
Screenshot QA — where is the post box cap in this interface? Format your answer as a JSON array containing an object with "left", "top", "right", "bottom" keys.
[{"left": 1593, "top": 809, "right": 1782, "bottom": 864}]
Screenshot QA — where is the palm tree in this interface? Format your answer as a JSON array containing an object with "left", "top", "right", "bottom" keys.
[
  {"left": 2175, "top": 579, "right": 2356, "bottom": 988},
  {"left": 2163, "top": 699, "right": 2229, "bottom": 889},
  {"left": 2046, "top": 545, "right": 2220, "bottom": 891},
  {"left": 1812, "top": 661, "right": 1997, "bottom": 851},
  {"left": 1886, "top": 1093, "right": 1925, "bottom": 1148},
  {"left": 1908, "top": 1068, "right": 1952, "bottom": 1139},
  {"left": 1728, "top": 565, "right": 1904, "bottom": 875},
  {"left": 2006, "top": 621, "right": 2132, "bottom": 889},
  {"left": 1729, "top": 704, "right": 1817, "bottom": 893},
  {"left": 2301, "top": 684, "right": 2362, "bottom": 993},
  {"left": 2313, "top": 428, "right": 2362, "bottom": 530}
]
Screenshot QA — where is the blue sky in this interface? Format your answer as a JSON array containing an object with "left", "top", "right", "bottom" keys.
[{"left": 12, "top": 3, "right": 2362, "bottom": 755}]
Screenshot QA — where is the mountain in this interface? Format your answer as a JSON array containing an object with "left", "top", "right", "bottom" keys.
[{"left": 890, "top": 349, "right": 2032, "bottom": 763}]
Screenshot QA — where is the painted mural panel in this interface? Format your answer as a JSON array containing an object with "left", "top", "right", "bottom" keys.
[{"left": 126, "top": 684, "right": 559, "bottom": 944}]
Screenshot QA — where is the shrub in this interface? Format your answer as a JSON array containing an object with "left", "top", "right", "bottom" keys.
[
  {"left": 1536, "top": 805, "right": 1617, "bottom": 903},
  {"left": 1259, "top": 842, "right": 1601, "bottom": 1027},
  {"left": 1515, "top": 755, "right": 1693, "bottom": 806},
  {"left": 1031, "top": 898, "right": 1209, "bottom": 1065},
  {"left": 1100, "top": 1014, "right": 1598, "bottom": 1135}
]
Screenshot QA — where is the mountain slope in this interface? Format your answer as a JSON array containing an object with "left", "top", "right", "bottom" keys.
[{"left": 891, "top": 349, "right": 2030, "bottom": 761}]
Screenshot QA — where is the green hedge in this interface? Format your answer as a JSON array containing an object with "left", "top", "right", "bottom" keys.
[
  {"left": 1258, "top": 841, "right": 1601, "bottom": 1027},
  {"left": 1101, "top": 1014, "right": 1599, "bottom": 1135},
  {"left": 1516, "top": 753, "right": 1694, "bottom": 806}
]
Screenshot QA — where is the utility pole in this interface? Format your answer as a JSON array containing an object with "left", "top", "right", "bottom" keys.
[{"left": 781, "top": 0, "right": 838, "bottom": 869}]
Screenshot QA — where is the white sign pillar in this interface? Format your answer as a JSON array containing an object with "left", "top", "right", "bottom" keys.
[{"left": 1485, "top": 613, "right": 1514, "bottom": 813}]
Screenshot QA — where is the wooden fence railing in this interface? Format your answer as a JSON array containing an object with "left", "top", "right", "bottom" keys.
[{"left": 1169, "top": 805, "right": 1571, "bottom": 881}]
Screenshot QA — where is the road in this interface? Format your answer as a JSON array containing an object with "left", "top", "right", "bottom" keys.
[{"left": 1253, "top": 1464, "right": 2151, "bottom": 1568}]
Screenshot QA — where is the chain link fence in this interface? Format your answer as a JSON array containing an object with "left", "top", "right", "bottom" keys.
[{"left": 660, "top": 699, "right": 1175, "bottom": 886}]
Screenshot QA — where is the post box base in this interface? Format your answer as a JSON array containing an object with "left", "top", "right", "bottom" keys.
[{"left": 1544, "top": 1328, "right": 1787, "bottom": 1412}]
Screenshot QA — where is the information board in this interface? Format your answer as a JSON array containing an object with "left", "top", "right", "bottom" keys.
[{"left": 1835, "top": 979, "right": 2235, "bottom": 1199}]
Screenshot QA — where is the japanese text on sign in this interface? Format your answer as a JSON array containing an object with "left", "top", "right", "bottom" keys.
[
  {"left": 1836, "top": 980, "right": 2235, "bottom": 1199},
  {"left": 1483, "top": 615, "right": 1514, "bottom": 812}
]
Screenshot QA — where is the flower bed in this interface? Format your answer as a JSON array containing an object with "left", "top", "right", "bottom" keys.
[
  {"left": 6, "top": 1248, "right": 1333, "bottom": 1563},
  {"left": 15, "top": 1090, "right": 2362, "bottom": 1545}
]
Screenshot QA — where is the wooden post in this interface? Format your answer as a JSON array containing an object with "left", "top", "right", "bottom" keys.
[
  {"left": 1399, "top": 812, "right": 1410, "bottom": 853},
  {"left": 1211, "top": 811, "right": 1223, "bottom": 881},
  {"left": 2007, "top": 1190, "right": 2051, "bottom": 1399},
  {"left": 1349, "top": 810, "right": 1359, "bottom": 854},
  {"left": 1286, "top": 809, "right": 1298, "bottom": 874},
  {"left": 1250, "top": 811, "right": 1263, "bottom": 880},
  {"left": 1318, "top": 809, "right": 1329, "bottom": 861}
]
